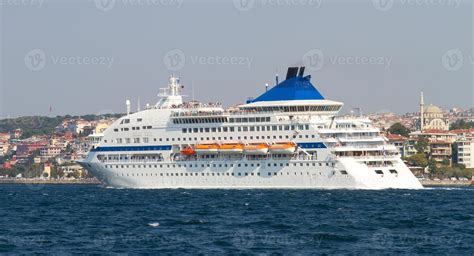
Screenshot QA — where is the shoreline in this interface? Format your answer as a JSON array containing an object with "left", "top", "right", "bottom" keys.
[
  {"left": 0, "top": 179, "right": 101, "bottom": 185},
  {"left": 0, "top": 179, "right": 471, "bottom": 187},
  {"left": 420, "top": 180, "right": 472, "bottom": 186}
]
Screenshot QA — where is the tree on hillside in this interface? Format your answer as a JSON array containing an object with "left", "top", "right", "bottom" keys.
[
  {"left": 450, "top": 119, "right": 474, "bottom": 130},
  {"left": 406, "top": 153, "right": 428, "bottom": 167},
  {"left": 388, "top": 122, "right": 410, "bottom": 137},
  {"left": 415, "top": 137, "right": 429, "bottom": 153}
]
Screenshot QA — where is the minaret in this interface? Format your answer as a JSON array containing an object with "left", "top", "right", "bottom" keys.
[{"left": 420, "top": 91, "right": 424, "bottom": 131}]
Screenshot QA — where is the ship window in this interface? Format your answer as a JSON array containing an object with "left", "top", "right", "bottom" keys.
[
  {"left": 268, "top": 172, "right": 271, "bottom": 176},
  {"left": 375, "top": 170, "right": 384, "bottom": 175},
  {"left": 272, "top": 126, "right": 277, "bottom": 131},
  {"left": 182, "top": 128, "right": 187, "bottom": 133},
  {"left": 205, "top": 128, "right": 210, "bottom": 132},
  {"left": 389, "top": 169, "right": 398, "bottom": 174},
  {"left": 340, "top": 170, "right": 348, "bottom": 175},
  {"left": 212, "top": 128, "right": 217, "bottom": 132}
]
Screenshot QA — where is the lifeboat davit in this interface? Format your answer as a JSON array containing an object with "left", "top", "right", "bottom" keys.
[
  {"left": 194, "top": 144, "right": 219, "bottom": 154},
  {"left": 181, "top": 147, "right": 196, "bottom": 156},
  {"left": 244, "top": 144, "right": 269, "bottom": 155},
  {"left": 219, "top": 144, "right": 244, "bottom": 154},
  {"left": 268, "top": 142, "right": 297, "bottom": 154}
]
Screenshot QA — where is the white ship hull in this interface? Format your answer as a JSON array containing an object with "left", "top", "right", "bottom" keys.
[{"left": 80, "top": 154, "right": 422, "bottom": 190}]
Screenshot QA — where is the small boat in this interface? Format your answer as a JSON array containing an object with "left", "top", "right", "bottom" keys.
[
  {"left": 194, "top": 144, "right": 219, "bottom": 154},
  {"left": 244, "top": 144, "right": 269, "bottom": 155},
  {"left": 268, "top": 142, "right": 296, "bottom": 154},
  {"left": 180, "top": 147, "right": 196, "bottom": 156},
  {"left": 219, "top": 144, "right": 244, "bottom": 154}
]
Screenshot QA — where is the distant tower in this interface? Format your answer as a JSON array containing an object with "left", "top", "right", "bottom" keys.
[{"left": 420, "top": 91, "right": 424, "bottom": 131}]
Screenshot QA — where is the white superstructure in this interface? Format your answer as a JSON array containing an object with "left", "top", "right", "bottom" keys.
[{"left": 79, "top": 67, "right": 423, "bottom": 189}]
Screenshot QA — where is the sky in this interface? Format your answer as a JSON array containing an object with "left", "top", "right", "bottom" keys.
[{"left": 0, "top": 0, "right": 472, "bottom": 118}]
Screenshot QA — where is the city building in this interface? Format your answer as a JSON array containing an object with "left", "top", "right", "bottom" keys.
[
  {"left": 386, "top": 134, "right": 418, "bottom": 158},
  {"left": 40, "top": 146, "right": 62, "bottom": 159},
  {"left": 0, "top": 141, "right": 9, "bottom": 156},
  {"left": 415, "top": 92, "right": 449, "bottom": 131},
  {"left": 429, "top": 140, "right": 452, "bottom": 166},
  {"left": 410, "top": 130, "right": 457, "bottom": 143},
  {"left": 455, "top": 135, "right": 474, "bottom": 168}
]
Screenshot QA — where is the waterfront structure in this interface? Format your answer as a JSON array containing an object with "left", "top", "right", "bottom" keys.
[
  {"left": 79, "top": 67, "right": 422, "bottom": 189},
  {"left": 456, "top": 136, "right": 473, "bottom": 168},
  {"left": 428, "top": 141, "right": 452, "bottom": 166},
  {"left": 452, "top": 129, "right": 474, "bottom": 168}
]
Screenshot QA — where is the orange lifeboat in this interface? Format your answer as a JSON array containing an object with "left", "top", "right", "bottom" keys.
[
  {"left": 244, "top": 144, "right": 269, "bottom": 155},
  {"left": 268, "top": 142, "right": 297, "bottom": 154},
  {"left": 181, "top": 147, "right": 196, "bottom": 156},
  {"left": 194, "top": 144, "right": 219, "bottom": 154},
  {"left": 219, "top": 143, "right": 244, "bottom": 154}
]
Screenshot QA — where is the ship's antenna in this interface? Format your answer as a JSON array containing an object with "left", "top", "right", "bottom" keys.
[
  {"left": 265, "top": 83, "right": 269, "bottom": 92},
  {"left": 137, "top": 98, "right": 141, "bottom": 112},
  {"left": 126, "top": 99, "right": 131, "bottom": 116},
  {"left": 275, "top": 73, "right": 279, "bottom": 85}
]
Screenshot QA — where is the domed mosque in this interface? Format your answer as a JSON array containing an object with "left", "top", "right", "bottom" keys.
[{"left": 416, "top": 92, "right": 449, "bottom": 131}]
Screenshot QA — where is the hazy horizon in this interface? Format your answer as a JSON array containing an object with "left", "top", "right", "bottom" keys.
[{"left": 1, "top": 0, "right": 472, "bottom": 118}]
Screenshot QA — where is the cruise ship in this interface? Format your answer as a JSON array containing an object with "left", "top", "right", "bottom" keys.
[{"left": 80, "top": 67, "right": 423, "bottom": 189}]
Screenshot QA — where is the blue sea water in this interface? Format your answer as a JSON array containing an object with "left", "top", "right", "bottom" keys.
[{"left": 0, "top": 185, "right": 472, "bottom": 255}]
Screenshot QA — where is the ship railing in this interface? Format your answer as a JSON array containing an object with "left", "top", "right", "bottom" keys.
[{"left": 334, "top": 155, "right": 398, "bottom": 160}]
